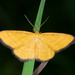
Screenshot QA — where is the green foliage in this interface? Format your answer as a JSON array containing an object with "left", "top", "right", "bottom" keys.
[{"left": 22, "top": 0, "right": 45, "bottom": 75}]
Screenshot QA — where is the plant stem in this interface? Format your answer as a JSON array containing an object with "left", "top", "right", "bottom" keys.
[
  {"left": 22, "top": 0, "right": 46, "bottom": 75},
  {"left": 35, "top": 0, "right": 46, "bottom": 31}
]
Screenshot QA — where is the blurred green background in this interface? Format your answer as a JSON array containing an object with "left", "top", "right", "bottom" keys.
[{"left": 0, "top": 0, "right": 75, "bottom": 75}]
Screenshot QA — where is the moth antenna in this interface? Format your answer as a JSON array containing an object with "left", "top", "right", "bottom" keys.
[
  {"left": 37, "top": 16, "right": 49, "bottom": 31},
  {"left": 24, "top": 15, "right": 35, "bottom": 28},
  {"left": 40, "top": 16, "right": 49, "bottom": 28}
]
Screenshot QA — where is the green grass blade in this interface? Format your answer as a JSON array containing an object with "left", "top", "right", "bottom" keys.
[
  {"left": 22, "top": 60, "right": 35, "bottom": 75},
  {"left": 35, "top": 0, "right": 46, "bottom": 31},
  {"left": 22, "top": 0, "right": 46, "bottom": 75}
]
